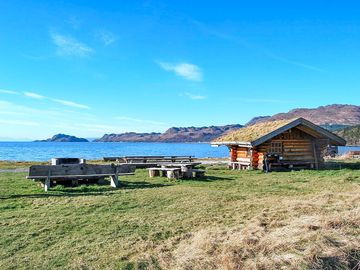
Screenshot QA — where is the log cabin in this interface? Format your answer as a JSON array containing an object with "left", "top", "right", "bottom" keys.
[{"left": 211, "top": 118, "right": 346, "bottom": 171}]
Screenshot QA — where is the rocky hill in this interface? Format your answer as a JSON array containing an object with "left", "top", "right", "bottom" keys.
[
  {"left": 95, "top": 124, "right": 242, "bottom": 142},
  {"left": 334, "top": 125, "right": 360, "bottom": 146},
  {"left": 35, "top": 134, "right": 89, "bottom": 142},
  {"left": 95, "top": 132, "right": 161, "bottom": 142},
  {"left": 246, "top": 104, "right": 360, "bottom": 127}
]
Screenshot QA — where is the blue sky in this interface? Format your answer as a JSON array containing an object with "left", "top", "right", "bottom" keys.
[{"left": 0, "top": 0, "right": 359, "bottom": 140}]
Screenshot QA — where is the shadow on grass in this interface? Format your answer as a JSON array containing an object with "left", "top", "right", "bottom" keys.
[
  {"left": 120, "top": 180, "right": 172, "bottom": 189},
  {"left": 0, "top": 180, "right": 171, "bottom": 200},
  {"left": 324, "top": 161, "right": 360, "bottom": 170},
  {"left": 180, "top": 175, "right": 234, "bottom": 182}
]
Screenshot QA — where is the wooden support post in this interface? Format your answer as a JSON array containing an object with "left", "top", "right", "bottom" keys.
[
  {"left": 110, "top": 175, "right": 119, "bottom": 188},
  {"left": 181, "top": 166, "right": 192, "bottom": 178},
  {"left": 166, "top": 170, "right": 179, "bottom": 179},
  {"left": 249, "top": 149, "right": 253, "bottom": 170},
  {"left": 110, "top": 168, "right": 119, "bottom": 188},
  {"left": 44, "top": 170, "right": 51, "bottom": 192},
  {"left": 312, "top": 141, "right": 319, "bottom": 170},
  {"left": 44, "top": 177, "right": 50, "bottom": 192},
  {"left": 148, "top": 169, "right": 159, "bottom": 178}
]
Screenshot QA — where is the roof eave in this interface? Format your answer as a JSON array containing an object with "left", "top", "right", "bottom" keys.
[{"left": 211, "top": 141, "right": 252, "bottom": 147}]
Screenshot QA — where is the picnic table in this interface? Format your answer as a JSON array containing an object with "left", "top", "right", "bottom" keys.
[
  {"left": 26, "top": 163, "right": 136, "bottom": 191},
  {"left": 103, "top": 156, "right": 195, "bottom": 168},
  {"left": 147, "top": 162, "right": 205, "bottom": 179}
]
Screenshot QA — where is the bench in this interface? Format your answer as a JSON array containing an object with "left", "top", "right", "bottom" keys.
[
  {"left": 27, "top": 164, "right": 136, "bottom": 191},
  {"left": 148, "top": 166, "right": 205, "bottom": 179},
  {"left": 268, "top": 161, "right": 314, "bottom": 171},
  {"left": 230, "top": 161, "right": 251, "bottom": 170},
  {"left": 147, "top": 167, "right": 181, "bottom": 179}
]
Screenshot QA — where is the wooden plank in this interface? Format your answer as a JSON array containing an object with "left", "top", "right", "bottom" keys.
[
  {"left": 28, "top": 164, "right": 135, "bottom": 177},
  {"left": 26, "top": 173, "right": 134, "bottom": 180}
]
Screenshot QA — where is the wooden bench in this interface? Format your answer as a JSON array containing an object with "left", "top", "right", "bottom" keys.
[
  {"left": 147, "top": 167, "right": 181, "bottom": 179},
  {"left": 27, "top": 164, "right": 136, "bottom": 191},
  {"left": 268, "top": 161, "right": 314, "bottom": 171},
  {"left": 230, "top": 161, "right": 251, "bottom": 170},
  {"left": 148, "top": 167, "right": 205, "bottom": 179}
]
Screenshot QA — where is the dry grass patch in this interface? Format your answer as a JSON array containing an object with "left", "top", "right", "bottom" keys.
[{"left": 152, "top": 190, "right": 360, "bottom": 270}]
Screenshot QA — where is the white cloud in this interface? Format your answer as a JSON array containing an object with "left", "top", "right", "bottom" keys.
[
  {"left": 51, "top": 32, "right": 93, "bottom": 57},
  {"left": 24, "top": 91, "right": 45, "bottom": 99},
  {"left": 51, "top": 98, "right": 90, "bottom": 109},
  {"left": 0, "top": 89, "right": 19, "bottom": 95},
  {"left": 96, "top": 30, "right": 117, "bottom": 46},
  {"left": 159, "top": 62, "right": 203, "bottom": 81},
  {"left": 184, "top": 92, "right": 206, "bottom": 100},
  {"left": 5, "top": 89, "right": 91, "bottom": 110}
]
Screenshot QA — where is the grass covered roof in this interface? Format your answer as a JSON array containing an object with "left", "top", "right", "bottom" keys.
[{"left": 214, "top": 119, "right": 296, "bottom": 143}]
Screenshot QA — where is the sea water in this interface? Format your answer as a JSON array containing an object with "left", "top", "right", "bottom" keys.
[
  {"left": 0, "top": 142, "right": 229, "bottom": 161},
  {"left": 0, "top": 142, "right": 357, "bottom": 161}
]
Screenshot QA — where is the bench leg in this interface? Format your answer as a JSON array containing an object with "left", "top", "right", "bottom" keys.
[
  {"left": 149, "top": 170, "right": 159, "bottom": 178},
  {"left": 110, "top": 174, "right": 119, "bottom": 188},
  {"left": 181, "top": 167, "right": 192, "bottom": 178},
  {"left": 44, "top": 177, "right": 50, "bottom": 192},
  {"left": 166, "top": 170, "right": 179, "bottom": 179}
]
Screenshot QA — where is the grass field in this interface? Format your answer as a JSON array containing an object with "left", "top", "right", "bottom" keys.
[{"left": 0, "top": 162, "right": 359, "bottom": 269}]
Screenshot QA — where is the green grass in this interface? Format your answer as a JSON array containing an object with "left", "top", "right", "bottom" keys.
[{"left": 0, "top": 163, "right": 359, "bottom": 269}]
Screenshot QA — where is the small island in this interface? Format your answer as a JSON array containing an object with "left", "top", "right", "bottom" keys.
[{"left": 34, "top": 134, "right": 89, "bottom": 142}]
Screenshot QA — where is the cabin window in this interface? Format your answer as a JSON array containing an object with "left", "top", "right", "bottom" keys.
[{"left": 270, "top": 142, "right": 283, "bottom": 153}]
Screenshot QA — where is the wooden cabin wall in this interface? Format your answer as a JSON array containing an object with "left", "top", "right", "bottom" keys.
[
  {"left": 237, "top": 147, "right": 250, "bottom": 159},
  {"left": 230, "top": 146, "right": 252, "bottom": 164},
  {"left": 253, "top": 127, "right": 327, "bottom": 169},
  {"left": 251, "top": 150, "right": 264, "bottom": 169},
  {"left": 230, "top": 146, "right": 238, "bottom": 161}
]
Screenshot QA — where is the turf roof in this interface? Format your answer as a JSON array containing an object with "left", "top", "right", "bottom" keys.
[{"left": 214, "top": 119, "right": 296, "bottom": 143}]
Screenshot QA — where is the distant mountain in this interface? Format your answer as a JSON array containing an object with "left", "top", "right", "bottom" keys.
[
  {"left": 320, "top": 124, "right": 350, "bottom": 132},
  {"left": 95, "top": 124, "right": 242, "bottom": 142},
  {"left": 246, "top": 104, "right": 360, "bottom": 127},
  {"left": 334, "top": 125, "right": 360, "bottom": 146},
  {"left": 35, "top": 134, "right": 89, "bottom": 142},
  {"left": 95, "top": 132, "right": 161, "bottom": 142},
  {"left": 245, "top": 116, "right": 271, "bottom": 126},
  {"left": 160, "top": 125, "right": 243, "bottom": 142}
]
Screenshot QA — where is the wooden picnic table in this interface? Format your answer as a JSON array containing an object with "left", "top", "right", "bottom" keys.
[{"left": 148, "top": 162, "right": 205, "bottom": 179}]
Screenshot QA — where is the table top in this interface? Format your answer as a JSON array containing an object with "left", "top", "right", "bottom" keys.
[{"left": 159, "top": 162, "right": 201, "bottom": 167}]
